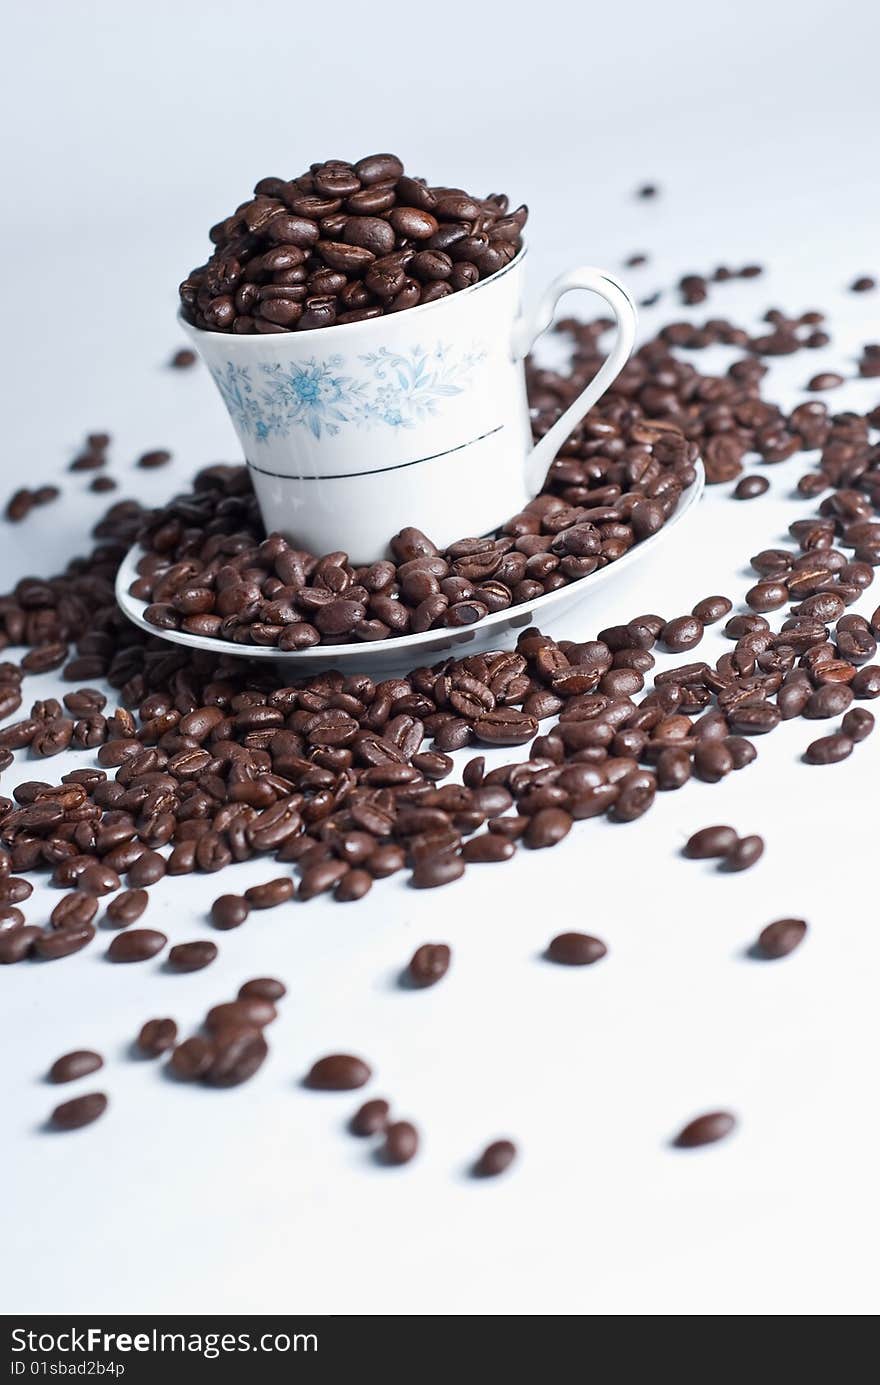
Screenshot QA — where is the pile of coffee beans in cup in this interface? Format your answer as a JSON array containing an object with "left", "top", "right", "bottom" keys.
[{"left": 179, "top": 154, "right": 527, "bottom": 334}]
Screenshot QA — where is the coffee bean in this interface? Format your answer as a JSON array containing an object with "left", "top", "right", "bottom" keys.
[
  {"left": 127, "top": 850, "right": 166, "bottom": 887},
  {"left": 807, "top": 373, "right": 844, "bottom": 391},
  {"left": 137, "top": 1018, "right": 178, "bottom": 1056},
  {"left": 546, "top": 932, "right": 607, "bottom": 966},
  {"left": 407, "top": 942, "right": 451, "bottom": 987},
  {"left": 0, "top": 926, "right": 40, "bottom": 964},
  {"left": 50, "top": 1091, "right": 108, "bottom": 1131},
  {"left": 842, "top": 707, "right": 874, "bottom": 741},
  {"left": 804, "top": 684, "right": 853, "bottom": 718},
  {"left": 206, "top": 1028, "right": 268, "bottom": 1087},
  {"left": 461, "top": 833, "right": 516, "bottom": 863},
  {"left": 105, "top": 889, "right": 148, "bottom": 927},
  {"left": 350, "top": 1098, "right": 390, "bottom": 1136},
  {"left": 238, "top": 977, "right": 286, "bottom": 1002},
  {"left": 211, "top": 894, "right": 250, "bottom": 930},
  {"left": 305, "top": 1053, "right": 372, "bottom": 1090},
  {"left": 49, "top": 1050, "right": 103, "bottom": 1083},
  {"left": 716, "top": 834, "right": 762, "bottom": 875},
  {"left": 803, "top": 732, "right": 853, "bottom": 764},
  {"left": 169, "top": 1036, "right": 214, "bottom": 1081},
  {"left": 381, "top": 1120, "right": 419, "bottom": 1165},
  {"left": 683, "top": 825, "right": 739, "bottom": 859},
  {"left": 35, "top": 923, "right": 95, "bottom": 960},
  {"left": 673, "top": 1111, "right": 736, "bottom": 1148},
  {"left": 692, "top": 595, "right": 732, "bottom": 624},
  {"left": 733, "top": 475, "right": 770, "bottom": 500},
  {"left": 756, "top": 917, "right": 807, "bottom": 959},
  {"left": 170, "top": 348, "right": 196, "bottom": 369},
  {"left": 473, "top": 1139, "right": 517, "bottom": 1178},
  {"left": 76, "top": 863, "right": 120, "bottom": 896},
  {"left": 50, "top": 892, "right": 98, "bottom": 930},
  {"left": 167, "top": 941, "right": 218, "bottom": 972},
  {"left": 410, "top": 854, "right": 465, "bottom": 889},
  {"left": 244, "top": 877, "right": 295, "bottom": 909},
  {"left": 524, "top": 808, "right": 572, "bottom": 849},
  {"left": 851, "top": 276, "right": 876, "bottom": 292},
  {"left": 661, "top": 616, "right": 703, "bottom": 652},
  {"left": 106, "top": 928, "right": 167, "bottom": 962}
]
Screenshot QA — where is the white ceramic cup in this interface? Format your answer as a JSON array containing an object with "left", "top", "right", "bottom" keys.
[{"left": 182, "top": 248, "right": 637, "bottom": 562}]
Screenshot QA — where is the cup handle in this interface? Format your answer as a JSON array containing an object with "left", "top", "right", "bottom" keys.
[{"left": 513, "top": 267, "right": 638, "bottom": 497}]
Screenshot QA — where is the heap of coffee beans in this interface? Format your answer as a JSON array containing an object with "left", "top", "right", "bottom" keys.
[
  {"left": 4, "top": 287, "right": 880, "bottom": 1166},
  {"left": 179, "top": 154, "right": 527, "bottom": 334}
]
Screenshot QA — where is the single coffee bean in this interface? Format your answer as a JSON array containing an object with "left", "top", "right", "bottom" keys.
[
  {"left": 76, "top": 863, "right": 120, "bottom": 896},
  {"left": 381, "top": 1120, "right": 419, "bottom": 1165},
  {"left": 683, "top": 825, "right": 738, "bottom": 859},
  {"left": 524, "top": 807, "right": 572, "bottom": 849},
  {"left": 546, "top": 932, "right": 607, "bottom": 966},
  {"left": 50, "top": 892, "right": 98, "bottom": 930},
  {"left": 105, "top": 888, "right": 148, "bottom": 927},
  {"left": 722, "top": 834, "right": 765, "bottom": 872},
  {"left": 206, "top": 998, "right": 276, "bottom": 1032},
  {"left": 50, "top": 1091, "right": 108, "bottom": 1131},
  {"left": 137, "top": 1018, "right": 178, "bottom": 1056},
  {"left": 407, "top": 942, "right": 451, "bottom": 987},
  {"left": 410, "top": 854, "right": 465, "bottom": 889},
  {"left": 0, "top": 926, "right": 40, "bottom": 964},
  {"left": 461, "top": 833, "right": 516, "bottom": 863},
  {"left": 169, "top": 1036, "right": 215, "bottom": 1081},
  {"left": 167, "top": 940, "right": 218, "bottom": 972},
  {"left": 206, "top": 1028, "right": 269, "bottom": 1087},
  {"left": 244, "top": 877, "right": 295, "bottom": 908},
  {"left": 127, "top": 850, "right": 166, "bottom": 887},
  {"left": 238, "top": 977, "right": 286, "bottom": 1002},
  {"left": 842, "top": 707, "right": 874, "bottom": 740},
  {"left": 756, "top": 917, "right": 807, "bottom": 959},
  {"left": 350, "top": 1098, "right": 391, "bottom": 1136},
  {"left": 661, "top": 615, "right": 704, "bottom": 652},
  {"left": 674, "top": 1111, "right": 736, "bottom": 1148},
  {"left": 35, "top": 923, "right": 95, "bottom": 960},
  {"left": 305, "top": 1053, "right": 372, "bottom": 1091},
  {"left": 473, "top": 1139, "right": 517, "bottom": 1178},
  {"left": 733, "top": 474, "right": 770, "bottom": 500},
  {"left": 211, "top": 894, "right": 250, "bottom": 930},
  {"left": 692, "top": 595, "right": 733, "bottom": 624},
  {"left": 803, "top": 732, "right": 853, "bottom": 764},
  {"left": 106, "top": 928, "right": 167, "bottom": 962},
  {"left": 49, "top": 1050, "right": 103, "bottom": 1084}
]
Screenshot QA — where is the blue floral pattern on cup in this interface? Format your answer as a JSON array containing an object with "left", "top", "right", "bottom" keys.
[{"left": 208, "top": 343, "right": 487, "bottom": 441}]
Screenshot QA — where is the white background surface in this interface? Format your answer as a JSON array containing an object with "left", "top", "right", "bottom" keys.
[{"left": 1, "top": 0, "right": 879, "bottom": 1316}]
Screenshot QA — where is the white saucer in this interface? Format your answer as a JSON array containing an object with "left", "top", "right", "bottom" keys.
[{"left": 115, "top": 463, "right": 704, "bottom": 675}]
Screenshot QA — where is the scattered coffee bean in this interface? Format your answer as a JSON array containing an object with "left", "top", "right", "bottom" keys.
[
  {"left": 407, "top": 943, "right": 451, "bottom": 988},
  {"left": 756, "top": 917, "right": 807, "bottom": 959},
  {"left": 238, "top": 977, "right": 286, "bottom": 1002},
  {"left": 49, "top": 1050, "right": 103, "bottom": 1084},
  {"left": 169, "top": 1036, "right": 214, "bottom": 1081},
  {"left": 106, "top": 928, "right": 167, "bottom": 962},
  {"left": 684, "top": 825, "right": 739, "bottom": 860},
  {"left": 692, "top": 595, "right": 732, "bottom": 624},
  {"left": 546, "top": 932, "right": 607, "bottom": 966},
  {"left": 807, "top": 373, "right": 844, "bottom": 391},
  {"left": 167, "top": 940, "right": 218, "bottom": 972},
  {"left": 50, "top": 1091, "right": 108, "bottom": 1130},
  {"left": 211, "top": 895, "right": 250, "bottom": 930},
  {"left": 170, "top": 348, "right": 197, "bottom": 369},
  {"left": 105, "top": 889, "right": 148, "bottom": 927},
  {"left": 306, "top": 1054, "right": 372, "bottom": 1091},
  {"left": 381, "top": 1120, "right": 419, "bottom": 1165},
  {"left": 673, "top": 1111, "right": 736, "bottom": 1148},
  {"left": 137, "top": 1018, "right": 178, "bottom": 1057},
  {"left": 410, "top": 854, "right": 465, "bottom": 889},
  {"left": 851, "top": 276, "right": 876, "bottom": 292},
  {"left": 244, "top": 877, "right": 295, "bottom": 908},
  {"left": 473, "top": 1139, "right": 517, "bottom": 1178},
  {"left": 842, "top": 707, "right": 874, "bottom": 741},
  {"left": 722, "top": 834, "right": 765, "bottom": 872},
  {"left": 350, "top": 1098, "right": 391, "bottom": 1136},
  {"left": 803, "top": 733, "right": 853, "bottom": 764},
  {"left": 733, "top": 475, "right": 770, "bottom": 500}
]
